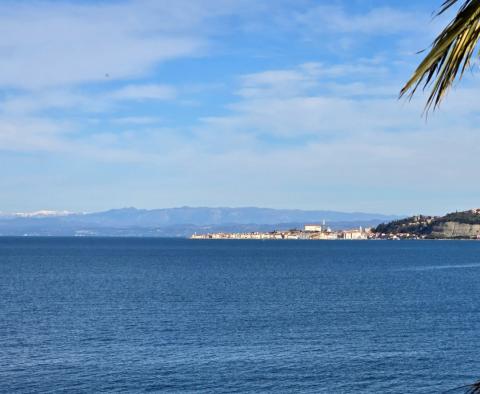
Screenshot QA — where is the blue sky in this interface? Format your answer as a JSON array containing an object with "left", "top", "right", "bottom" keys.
[{"left": 0, "top": 0, "right": 478, "bottom": 215}]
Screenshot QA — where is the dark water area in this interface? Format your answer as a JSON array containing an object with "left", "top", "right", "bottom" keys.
[{"left": 1, "top": 238, "right": 480, "bottom": 393}]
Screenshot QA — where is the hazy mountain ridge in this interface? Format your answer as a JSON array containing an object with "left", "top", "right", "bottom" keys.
[
  {"left": 76, "top": 207, "right": 397, "bottom": 226},
  {"left": 0, "top": 207, "right": 400, "bottom": 236}
]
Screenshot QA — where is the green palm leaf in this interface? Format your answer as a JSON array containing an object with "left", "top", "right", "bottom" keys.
[{"left": 400, "top": 0, "right": 480, "bottom": 112}]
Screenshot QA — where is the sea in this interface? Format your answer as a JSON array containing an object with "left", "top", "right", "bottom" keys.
[{"left": 1, "top": 238, "right": 480, "bottom": 393}]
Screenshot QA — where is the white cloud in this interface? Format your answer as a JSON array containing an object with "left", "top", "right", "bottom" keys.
[
  {"left": 0, "top": 83, "right": 177, "bottom": 117},
  {"left": 0, "top": 117, "right": 69, "bottom": 152},
  {"left": 295, "top": 5, "right": 426, "bottom": 35},
  {"left": 1, "top": 89, "right": 105, "bottom": 115},
  {"left": 238, "top": 65, "right": 319, "bottom": 98},
  {"left": 112, "top": 117, "right": 162, "bottom": 125},
  {"left": 0, "top": 0, "right": 257, "bottom": 89},
  {"left": 237, "top": 62, "right": 391, "bottom": 99},
  {"left": 110, "top": 84, "right": 176, "bottom": 101},
  {"left": 201, "top": 62, "right": 405, "bottom": 137}
]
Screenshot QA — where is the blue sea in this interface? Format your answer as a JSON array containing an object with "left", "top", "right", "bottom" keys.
[{"left": 1, "top": 238, "right": 480, "bottom": 393}]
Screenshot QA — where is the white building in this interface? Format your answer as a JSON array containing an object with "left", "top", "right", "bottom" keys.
[
  {"left": 310, "top": 232, "right": 338, "bottom": 240},
  {"left": 304, "top": 224, "right": 322, "bottom": 232},
  {"left": 343, "top": 229, "right": 367, "bottom": 240}
]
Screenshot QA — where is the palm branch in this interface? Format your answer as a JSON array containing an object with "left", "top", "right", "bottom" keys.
[
  {"left": 400, "top": 2, "right": 480, "bottom": 393},
  {"left": 442, "top": 381, "right": 480, "bottom": 393},
  {"left": 467, "top": 382, "right": 480, "bottom": 393},
  {"left": 400, "top": 0, "right": 480, "bottom": 112}
]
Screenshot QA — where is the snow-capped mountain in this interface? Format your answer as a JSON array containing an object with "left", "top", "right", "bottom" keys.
[
  {"left": 0, "top": 210, "right": 76, "bottom": 219},
  {"left": 12, "top": 210, "right": 75, "bottom": 218}
]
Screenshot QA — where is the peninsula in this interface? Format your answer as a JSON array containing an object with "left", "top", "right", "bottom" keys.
[{"left": 191, "top": 208, "right": 480, "bottom": 240}]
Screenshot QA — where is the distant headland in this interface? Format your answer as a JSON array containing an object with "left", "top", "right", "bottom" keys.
[{"left": 373, "top": 208, "right": 480, "bottom": 240}]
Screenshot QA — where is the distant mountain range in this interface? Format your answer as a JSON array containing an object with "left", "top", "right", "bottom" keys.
[{"left": 0, "top": 207, "right": 400, "bottom": 237}]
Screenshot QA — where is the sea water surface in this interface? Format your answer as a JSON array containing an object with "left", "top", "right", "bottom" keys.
[{"left": 1, "top": 238, "right": 480, "bottom": 393}]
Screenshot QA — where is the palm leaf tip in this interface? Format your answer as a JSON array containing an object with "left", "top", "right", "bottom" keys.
[
  {"left": 467, "top": 381, "right": 480, "bottom": 393},
  {"left": 400, "top": 0, "right": 480, "bottom": 112},
  {"left": 442, "top": 380, "right": 480, "bottom": 393}
]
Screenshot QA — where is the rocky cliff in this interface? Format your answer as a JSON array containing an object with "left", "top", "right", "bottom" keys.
[
  {"left": 430, "top": 221, "right": 480, "bottom": 238},
  {"left": 374, "top": 209, "right": 480, "bottom": 239}
]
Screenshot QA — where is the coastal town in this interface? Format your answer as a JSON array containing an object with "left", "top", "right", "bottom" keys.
[
  {"left": 191, "top": 224, "right": 375, "bottom": 240},
  {"left": 192, "top": 209, "right": 480, "bottom": 241}
]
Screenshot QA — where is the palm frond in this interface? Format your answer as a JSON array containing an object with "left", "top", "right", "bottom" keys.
[
  {"left": 400, "top": 0, "right": 480, "bottom": 113},
  {"left": 442, "top": 380, "right": 480, "bottom": 393},
  {"left": 466, "top": 381, "right": 480, "bottom": 393}
]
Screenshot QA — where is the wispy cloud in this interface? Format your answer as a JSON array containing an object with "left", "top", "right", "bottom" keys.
[
  {"left": 0, "top": 0, "right": 261, "bottom": 89},
  {"left": 110, "top": 84, "right": 176, "bottom": 101},
  {"left": 294, "top": 5, "right": 427, "bottom": 35}
]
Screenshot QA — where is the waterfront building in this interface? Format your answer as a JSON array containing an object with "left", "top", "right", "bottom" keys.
[
  {"left": 304, "top": 224, "right": 322, "bottom": 232},
  {"left": 342, "top": 229, "right": 368, "bottom": 240}
]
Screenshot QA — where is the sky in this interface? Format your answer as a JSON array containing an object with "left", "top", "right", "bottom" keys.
[{"left": 1, "top": 0, "right": 479, "bottom": 215}]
